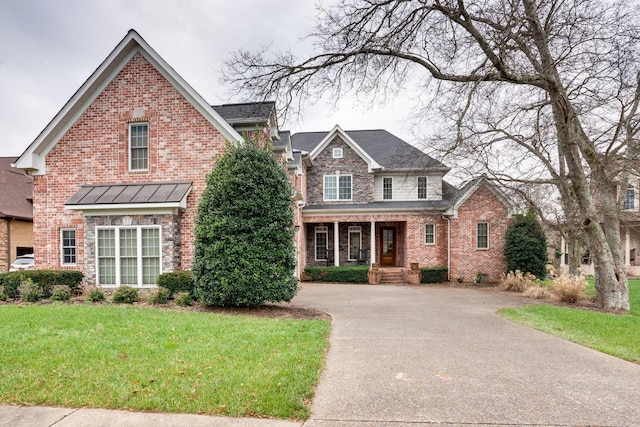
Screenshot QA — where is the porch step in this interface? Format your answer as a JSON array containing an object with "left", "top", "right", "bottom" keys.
[{"left": 380, "top": 269, "right": 406, "bottom": 284}]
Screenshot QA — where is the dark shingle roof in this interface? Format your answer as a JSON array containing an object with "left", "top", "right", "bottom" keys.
[
  {"left": 211, "top": 101, "right": 275, "bottom": 125},
  {"left": 0, "top": 157, "right": 33, "bottom": 220},
  {"left": 66, "top": 182, "right": 191, "bottom": 206},
  {"left": 291, "top": 129, "right": 449, "bottom": 171},
  {"left": 273, "top": 130, "right": 290, "bottom": 150}
]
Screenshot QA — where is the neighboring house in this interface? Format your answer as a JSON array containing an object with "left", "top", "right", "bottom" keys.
[
  {"left": 0, "top": 157, "right": 33, "bottom": 272},
  {"left": 14, "top": 30, "right": 515, "bottom": 286}
]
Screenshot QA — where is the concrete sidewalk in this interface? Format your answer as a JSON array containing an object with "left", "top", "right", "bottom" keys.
[{"left": 3, "top": 283, "right": 640, "bottom": 426}]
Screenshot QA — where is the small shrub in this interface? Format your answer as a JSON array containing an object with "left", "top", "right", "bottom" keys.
[
  {"left": 420, "top": 266, "right": 448, "bottom": 283},
  {"left": 303, "top": 266, "right": 369, "bottom": 283},
  {"left": 522, "top": 285, "right": 549, "bottom": 299},
  {"left": 51, "top": 285, "right": 71, "bottom": 301},
  {"left": 501, "top": 270, "right": 539, "bottom": 292},
  {"left": 174, "top": 291, "right": 193, "bottom": 307},
  {"left": 19, "top": 278, "right": 42, "bottom": 302},
  {"left": 0, "top": 287, "right": 7, "bottom": 301},
  {"left": 148, "top": 287, "right": 171, "bottom": 305},
  {"left": 112, "top": 286, "right": 139, "bottom": 304},
  {"left": 157, "top": 271, "right": 193, "bottom": 296},
  {"left": 86, "top": 288, "right": 106, "bottom": 303},
  {"left": 552, "top": 273, "right": 586, "bottom": 303}
]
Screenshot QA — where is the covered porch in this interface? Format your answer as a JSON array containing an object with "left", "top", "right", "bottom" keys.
[{"left": 304, "top": 221, "right": 407, "bottom": 268}]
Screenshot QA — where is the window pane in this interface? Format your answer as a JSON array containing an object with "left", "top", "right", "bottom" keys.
[
  {"left": 625, "top": 186, "right": 634, "bottom": 210},
  {"left": 62, "top": 229, "right": 76, "bottom": 264},
  {"left": 142, "top": 228, "right": 160, "bottom": 257},
  {"left": 425, "top": 224, "right": 435, "bottom": 244},
  {"left": 477, "top": 223, "right": 489, "bottom": 249},
  {"left": 349, "top": 228, "right": 361, "bottom": 260},
  {"left": 324, "top": 176, "right": 337, "bottom": 200},
  {"left": 339, "top": 175, "right": 351, "bottom": 200},
  {"left": 315, "top": 229, "right": 328, "bottom": 260},
  {"left": 97, "top": 229, "right": 116, "bottom": 285},
  {"left": 120, "top": 258, "right": 138, "bottom": 285},
  {"left": 130, "top": 124, "right": 148, "bottom": 170},
  {"left": 383, "top": 178, "right": 392, "bottom": 200},
  {"left": 119, "top": 229, "right": 137, "bottom": 257},
  {"left": 143, "top": 257, "right": 160, "bottom": 285},
  {"left": 418, "top": 177, "right": 427, "bottom": 199}
]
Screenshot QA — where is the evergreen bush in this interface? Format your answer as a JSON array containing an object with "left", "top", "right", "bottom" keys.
[
  {"left": 156, "top": 271, "right": 193, "bottom": 296},
  {"left": 419, "top": 266, "right": 448, "bottom": 283},
  {"left": 303, "top": 266, "right": 369, "bottom": 283},
  {"left": 193, "top": 138, "right": 298, "bottom": 307},
  {"left": 112, "top": 286, "right": 139, "bottom": 304},
  {"left": 504, "top": 210, "right": 548, "bottom": 279}
]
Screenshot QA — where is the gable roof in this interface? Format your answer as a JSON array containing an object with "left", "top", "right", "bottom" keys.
[
  {"left": 291, "top": 127, "right": 449, "bottom": 172},
  {"left": 14, "top": 30, "right": 243, "bottom": 175},
  {"left": 0, "top": 157, "right": 33, "bottom": 221},
  {"left": 445, "top": 175, "right": 518, "bottom": 218}
]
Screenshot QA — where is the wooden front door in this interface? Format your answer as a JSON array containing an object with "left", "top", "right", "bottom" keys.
[{"left": 380, "top": 227, "right": 396, "bottom": 266}]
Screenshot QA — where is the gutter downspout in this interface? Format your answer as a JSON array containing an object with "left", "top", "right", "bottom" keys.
[{"left": 443, "top": 215, "right": 451, "bottom": 281}]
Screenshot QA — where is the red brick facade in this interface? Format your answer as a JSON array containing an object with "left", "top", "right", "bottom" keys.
[{"left": 33, "top": 52, "right": 227, "bottom": 274}]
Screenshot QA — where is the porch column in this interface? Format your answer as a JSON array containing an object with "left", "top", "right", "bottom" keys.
[
  {"left": 370, "top": 220, "right": 376, "bottom": 265},
  {"left": 334, "top": 221, "right": 339, "bottom": 267},
  {"left": 625, "top": 229, "right": 630, "bottom": 268}
]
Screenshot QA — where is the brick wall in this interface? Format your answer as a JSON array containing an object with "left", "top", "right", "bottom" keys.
[
  {"left": 449, "top": 183, "right": 510, "bottom": 282},
  {"left": 306, "top": 137, "right": 373, "bottom": 205},
  {"left": 33, "top": 52, "right": 227, "bottom": 276}
]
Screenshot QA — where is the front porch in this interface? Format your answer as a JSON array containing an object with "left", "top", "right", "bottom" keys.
[{"left": 305, "top": 221, "right": 407, "bottom": 268}]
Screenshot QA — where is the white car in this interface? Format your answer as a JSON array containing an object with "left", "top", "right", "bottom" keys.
[{"left": 10, "top": 254, "right": 35, "bottom": 271}]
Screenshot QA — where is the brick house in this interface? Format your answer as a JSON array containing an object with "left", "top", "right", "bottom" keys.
[
  {"left": 0, "top": 157, "right": 34, "bottom": 272},
  {"left": 286, "top": 126, "right": 515, "bottom": 282},
  {"left": 14, "top": 30, "right": 515, "bottom": 286}
]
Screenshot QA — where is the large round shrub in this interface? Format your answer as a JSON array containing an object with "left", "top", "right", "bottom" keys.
[{"left": 193, "top": 138, "right": 298, "bottom": 307}]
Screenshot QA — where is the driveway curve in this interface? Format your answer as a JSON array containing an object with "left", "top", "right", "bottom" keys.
[{"left": 291, "top": 283, "right": 640, "bottom": 426}]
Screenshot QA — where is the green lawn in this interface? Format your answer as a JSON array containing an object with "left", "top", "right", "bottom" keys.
[
  {"left": 499, "top": 280, "right": 640, "bottom": 363},
  {"left": 0, "top": 304, "right": 331, "bottom": 420}
]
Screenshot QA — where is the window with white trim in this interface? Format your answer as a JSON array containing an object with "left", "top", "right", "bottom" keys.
[
  {"left": 129, "top": 123, "right": 149, "bottom": 170},
  {"left": 96, "top": 226, "right": 161, "bottom": 286},
  {"left": 383, "top": 177, "right": 393, "bottom": 200},
  {"left": 425, "top": 223, "right": 435, "bottom": 245},
  {"left": 476, "top": 222, "right": 489, "bottom": 249},
  {"left": 348, "top": 226, "right": 362, "bottom": 261},
  {"left": 315, "top": 226, "right": 328, "bottom": 261},
  {"left": 333, "top": 148, "right": 343, "bottom": 158},
  {"left": 624, "top": 185, "right": 635, "bottom": 210},
  {"left": 324, "top": 175, "right": 352, "bottom": 200},
  {"left": 61, "top": 228, "right": 77, "bottom": 265},
  {"left": 418, "top": 176, "right": 428, "bottom": 199}
]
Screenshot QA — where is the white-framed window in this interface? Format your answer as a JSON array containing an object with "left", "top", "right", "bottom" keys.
[
  {"left": 129, "top": 123, "right": 149, "bottom": 171},
  {"left": 61, "top": 228, "right": 77, "bottom": 265},
  {"left": 425, "top": 223, "right": 435, "bottom": 245},
  {"left": 96, "top": 226, "right": 161, "bottom": 287},
  {"left": 624, "top": 185, "right": 635, "bottom": 210},
  {"left": 476, "top": 222, "right": 489, "bottom": 249},
  {"left": 348, "top": 226, "right": 362, "bottom": 261},
  {"left": 315, "top": 226, "right": 328, "bottom": 261},
  {"left": 332, "top": 148, "right": 343, "bottom": 158},
  {"left": 383, "top": 177, "right": 393, "bottom": 200},
  {"left": 418, "top": 176, "right": 428, "bottom": 199},
  {"left": 324, "top": 175, "right": 352, "bottom": 200}
]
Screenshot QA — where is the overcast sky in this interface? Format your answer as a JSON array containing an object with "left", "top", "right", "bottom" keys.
[{"left": 0, "top": 0, "right": 418, "bottom": 158}]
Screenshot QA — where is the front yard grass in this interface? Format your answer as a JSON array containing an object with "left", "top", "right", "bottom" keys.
[
  {"left": 0, "top": 304, "right": 331, "bottom": 420},
  {"left": 499, "top": 280, "right": 640, "bottom": 363}
]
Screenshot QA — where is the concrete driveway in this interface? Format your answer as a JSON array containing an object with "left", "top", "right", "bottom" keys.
[{"left": 291, "top": 283, "right": 640, "bottom": 426}]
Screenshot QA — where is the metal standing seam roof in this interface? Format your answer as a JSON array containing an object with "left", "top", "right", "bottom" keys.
[{"left": 65, "top": 181, "right": 192, "bottom": 206}]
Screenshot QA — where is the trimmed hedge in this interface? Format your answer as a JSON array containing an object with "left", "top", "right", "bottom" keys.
[
  {"left": 0, "top": 270, "right": 83, "bottom": 299},
  {"left": 420, "top": 266, "right": 448, "bottom": 283},
  {"left": 156, "top": 270, "right": 194, "bottom": 296},
  {"left": 303, "top": 266, "right": 369, "bottom": 283}
]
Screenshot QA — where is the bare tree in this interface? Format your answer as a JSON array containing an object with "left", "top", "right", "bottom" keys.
[{"left": 224, "top": 0, "right": 640, "bottom": 310}]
